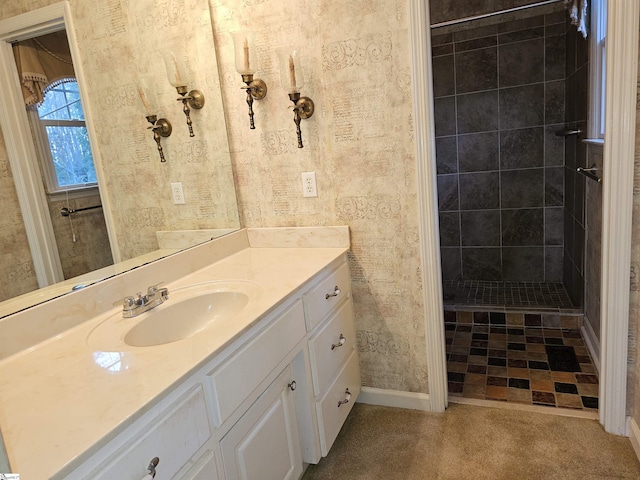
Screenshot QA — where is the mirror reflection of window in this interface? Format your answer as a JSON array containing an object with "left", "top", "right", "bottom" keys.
[{"left": 35, "top": 81, "right": 98, "bottom": 193}]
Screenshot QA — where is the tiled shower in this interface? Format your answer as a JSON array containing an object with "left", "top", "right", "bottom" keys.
[
  {"left": 432, "top": 7, "right": 589, "bottom": 310},
  {"left": 431, "top": 4, "right": 599, "bottom": 410}
]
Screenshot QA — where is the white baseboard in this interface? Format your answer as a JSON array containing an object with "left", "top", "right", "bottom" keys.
[
  {"left": 356, "top": 387, "right": 431, "bottom": 411},
  {"left": 581, "top": 319, "right": 600, "bottom": 374},
  {"left": 629, "top": 418, "right": 640, "bottom": 462}
]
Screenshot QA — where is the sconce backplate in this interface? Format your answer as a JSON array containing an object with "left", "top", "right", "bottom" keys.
[
  {"left": 187, "top": 90, "right": 205, "bottom": 109},
  {"left": 249, "top": 79, "right": 267, "bottom": 100},
  {"left": 297, "top": 97, "right": 314, "bottom": 119},
  {"left": 155, "top": 118, "right": 173, "bottom": 137}
]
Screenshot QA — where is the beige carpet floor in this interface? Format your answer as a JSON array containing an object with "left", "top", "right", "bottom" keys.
[{"left": 302, "top": 403, "right": 640, "bottom": 480}]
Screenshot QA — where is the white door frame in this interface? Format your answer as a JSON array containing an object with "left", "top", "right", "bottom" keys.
[
  {"left": 0, "top": 2, "right": 118, "bottom": 289},
  {"left": 410, "top": 0, "right": 639, "bottom": 434}
]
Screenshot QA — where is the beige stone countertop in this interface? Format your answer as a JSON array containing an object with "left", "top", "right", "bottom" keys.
[{"left": 0, "top": 228, "right": 349, "bottom": 479}]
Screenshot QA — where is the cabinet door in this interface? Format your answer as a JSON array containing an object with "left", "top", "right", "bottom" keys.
[{"left": 220, "top": 366, "right": 302, "bottom": 480}]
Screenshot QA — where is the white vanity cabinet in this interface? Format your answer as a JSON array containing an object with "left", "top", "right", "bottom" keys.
[
  {"left": 296, "top": 260, "right": 361, "bottom": 464},
  {"left": 220, "top": 366, "right": 302, "bottom": 480},
  {"left": 63, "top": 255, "right": 359, "bottom": 480},
  {"left": 67, "top": 384, "right": 220, "bottom": 480}
]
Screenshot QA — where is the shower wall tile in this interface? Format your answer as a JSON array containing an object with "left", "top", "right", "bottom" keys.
[
  {"left": 545, "top": 34, "right": 566, "bottom": 81},
  {"left": 544, "top": 207, "right": 564, "bottom": 245},
  {"left": 439, "top": 212, "right": 461, "bottom": 246},
  {"left": 455, "top": 47, "right": 498, "bottom": 94},
  {"left": 460, "top": 210, "right": 500, "bottom": 246},
  {"left": 453, "top": 24, "right": 497, "bottom": 42},
  {"left": 455, "top": 36, "right": 497, "bottom": 53},
  {"left": 499, "top": 84, "right": 545, "bottom": 129},
  {"left": 503, "top": 247, "right": 544, "bottom": 281},
  {"left": 435, "top": 136, "right": 458, "bottom": 174},
  {"left": 434, "top": 96, "right": 457, "bottom": 136},
  {"left": 433, "top": 12, "right": 567, "bottom": 284},
  {"left": 501, "top": 168, "right": 544, "bottom": 208},
  {"left": 458, "top": 132, "right": 499, "bottom": 172},
  {"left": 545, "top": 80, "right": 565, "bottom": 124},
  {"left": 462, "top": 248, "right": 502, "bottom": 281},
  {"left": 498, "top": 38, "right": 544, "bottom": 87},
  {"left": 545, "top": 125, "right": 565, "bottom": 165},
  {"left": 432, "top": 54, "right": 455, "bottom": 97},
  {"left": 498, "top": 26, "right": 544, "bottom": 44},
  {"left": 459, "top": 172, "right": 500, "bottom": 210},
  {"left": 498, "top": 15, "right": 544, "bottom": 34},
  {"left": 457, "top": 90, "right": 499, "bottom": 133},
  {"left": 545, "top": 246, "right": 564, "bottom": 282},
  {"left": 437, "top": 174, "right": 459, "bottom": 211},
  {"left": 501, "top": 208, "right": 544, "bottom": 246},
  {"left": 432, "top": 33, "right": 453, "bottom": 46},
  {"left": 500, "top": 127, "right": 544, "bottom": 170},
  {"left": 545, "top": 23, "right": 565, "bottom": 37},
  {"left": 441, "top": 247, "right": 462, "bottom": 281},
  {"left": 545, "top": 166, "right": 564, "bottom": 206}
]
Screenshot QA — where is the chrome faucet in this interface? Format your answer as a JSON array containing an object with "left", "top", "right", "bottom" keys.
[{"left": 120, "top": 283, "right": 169, "bottom": 318}]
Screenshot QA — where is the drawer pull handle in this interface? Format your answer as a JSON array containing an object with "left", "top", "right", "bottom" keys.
[
  {"left": 338, "top": 388, "right": 352, "bottom": 407},
  {"left": 288, "top": 380, "right": 297, "bottom": 391},
  {"left": 331, "top": 334, "right": 346, "bottom": 350},
  {"left": 325, "top": 286, "right": 341, "bottom": 299},
  {"left": 146, "top": 457, "right": 160, "bottom": 478}
]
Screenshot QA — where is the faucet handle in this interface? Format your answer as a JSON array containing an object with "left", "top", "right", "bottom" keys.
[
  {"left": 147, "top": 282, "right": 165, "bottom": 294},
  {"left": 113, "top": 296, "right": 137, "bottom": 309}
]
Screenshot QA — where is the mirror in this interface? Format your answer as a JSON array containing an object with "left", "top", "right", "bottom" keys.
[{"left": 0, "top": 0, "right": 240, "bottom": 318}]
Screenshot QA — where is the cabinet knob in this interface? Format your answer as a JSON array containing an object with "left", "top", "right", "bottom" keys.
[
  {"left": 337, "top": 388, "right": 352, "bottom": 407},
  {"left": 331, "top": 333, "right": 346, "bottom": 350},
  {"left": 288, "top": 380, "right": 297, "bottom": 391},
  {"left": 146, "top": 457, "right": 159, "bottom": 478},
  {"left": 325, "top": 285, "right": 341, "bottom": 299}
]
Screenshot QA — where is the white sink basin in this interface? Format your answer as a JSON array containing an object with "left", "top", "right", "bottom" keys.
[
  {"left": 88, "top": 281, "right": 262, "bottom": 350},
  {"left": 124, "top": 291, "right": 248, "bottom": 347}
]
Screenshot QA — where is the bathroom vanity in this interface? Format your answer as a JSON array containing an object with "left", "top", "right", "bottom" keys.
[{"left": 0, "top": 227, "right": 360, "bottom": 479}]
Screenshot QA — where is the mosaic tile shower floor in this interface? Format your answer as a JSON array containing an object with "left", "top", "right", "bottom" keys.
[
  {"left": 443, "top": 281, "right": 576, "bottom": 311},
  {"left": 446, "top": 323, "right": 599, "bottom": 411}
]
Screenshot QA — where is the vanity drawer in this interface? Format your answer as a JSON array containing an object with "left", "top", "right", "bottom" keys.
[
  {"left": 209, "top": 300, "right": 306, "bottom": 426},
  {"left": 309, "top": 298, "right": 357, "bottom": 395},
  {"left": 316, "top": 351, "right": 361, "bottom": 456},
  {"left": 303, "top": 261, "right": 351, "bottom": 331},
  {"left": 92, "top": 385, "right": 211, "bottom": 480}
]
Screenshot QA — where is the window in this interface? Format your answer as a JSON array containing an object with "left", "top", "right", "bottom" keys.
[
  {"left": 31, "top": 81, "right": 97, "bottom": 193},
  {"left": 588, "top": 0, "right": 607, "bottom": 140}
]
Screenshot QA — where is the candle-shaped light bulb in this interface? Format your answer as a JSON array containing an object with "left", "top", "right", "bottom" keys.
[
  {"left": 231, "top": 31, "right": 257, "bottom": 75},
  {"left": 138, "top": 86, "right": 152, "bottom": 115},
  {"left": 288, "top": 55, "right": 297, "bottom": 92},
  {"left": 172, "top": 57, "right": 183, "bottom": 86},
  {"left": 243, "top": 38, "right": 250, "bottom": 72}
]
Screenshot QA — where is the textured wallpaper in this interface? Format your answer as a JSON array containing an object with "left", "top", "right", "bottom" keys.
[
  {"left": 0, "top": 129, "right": 38, "bottom": 302},
  {"left": 631, "top": 31, "right": 640, "bottom": 419},
  {"left": 208, "top": 0, "right": 428, "bottom": 393}
]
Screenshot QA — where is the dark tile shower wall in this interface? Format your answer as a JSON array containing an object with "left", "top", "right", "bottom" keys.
[
  {"left": 563, "top": 22, "right": 590, "bottom": 307},
  {"left": 433, "top": 13, "right": 566, "bottom": 283}
]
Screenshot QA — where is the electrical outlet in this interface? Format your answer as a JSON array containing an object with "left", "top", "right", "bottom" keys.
[
  {"left": 301, "top": 171, "right": 317, "bottom": 197},
  {"left": 171, "top": 182, "right": 185, "bottom": 204}
]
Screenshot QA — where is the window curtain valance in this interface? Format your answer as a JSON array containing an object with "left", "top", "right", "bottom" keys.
[{"left": 12, "top": 30, "right": 76, "bottom": 107}]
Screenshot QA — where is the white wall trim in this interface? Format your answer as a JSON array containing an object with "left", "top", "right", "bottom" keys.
[
  {"left": 581, "top": 319, "right": 600, "bottom": 374},
  {"left": 357, "top": 387, "right": 431, "bottom": 412},
  {"left": 0, "top": 3, "right": 68, "bottom": 287},
  {"left": 599, "top": 0, "right": 639, "bottom": 435},
  {"left": 409, "top": 0, "right": 448, "bottom": 413},
  {"left": 629, "top": 418, "right": 640, "bottom": 462}
]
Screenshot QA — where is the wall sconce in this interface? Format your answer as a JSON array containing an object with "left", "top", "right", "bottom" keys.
[
  {"left": 163, "top": 53, "right": 205, "bottom": 137},
  {"left": 231, "top": 31, "right": 267, "bottom": 130},
  {"left": 278, "top": 47, "right": 314, "bottom": 148},
  {"left": 138, "top": 86, "right": 172, "bottom": 163}
]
